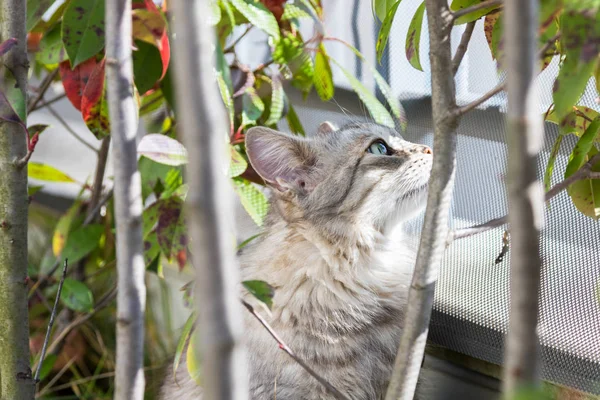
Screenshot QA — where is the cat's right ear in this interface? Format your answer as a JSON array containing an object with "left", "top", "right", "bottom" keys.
[
  {"left": 317, "top": 121, "right": 337, "bottom": 135},
  {"left": 245, "top": 127, "right": 317, "bottom": 194}
]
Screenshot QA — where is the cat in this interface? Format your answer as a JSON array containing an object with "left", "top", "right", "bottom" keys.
[{"left": 158, "top": 121, "right": 433, "bottom": 400}]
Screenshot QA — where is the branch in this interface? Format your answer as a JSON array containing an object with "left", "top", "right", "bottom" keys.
[
  {"left": 452, "top": 0, "right": 502, "bottom": 21},
  {"left": 224, "top": 25, "right": 253, "bottom": 53},
  {"left": 171, "top": 0, "right": 249, "bottom": 397},
  {"left": 385, "top": 1, "right": 460, "bottom": 399},
  {"left": 241, "top": 300, "right": 351, "bottom": 400},
  {"left": 28, "top": 68, "right": 59, "bottom": 113},
  {"left": 452, "top": 21, "right": 476, "bottom": 75},
  {"left": 449, "top": 152, "right": 600, "bottom": 243},
  {"left": 454, "top": 82, "right": 505, "bottom": 116},
  {"left": 29, "top": 93, "right": 66, "bottom": 112},
  {"left": 46, "top": 104, "right": 99, "bottom": 153},
  {"left": 34, "top": 260, "right": 68, "bottom": 383},
  {"left": 106, "top": 0, "right": 146, "bottom": 397}
]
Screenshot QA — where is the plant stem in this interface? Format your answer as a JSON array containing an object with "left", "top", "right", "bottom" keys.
[
  {"left": 452, "top": 21, "right": 476, "bottom": 75},
  {"left": 452, "top": 0, "right": 503, "bottom": 21},
  {"left": 27, "top": 69, "right": 59, "bottom": 113},
  {"left": 46, "top": 104, "right": 99, "bottom": 153}
]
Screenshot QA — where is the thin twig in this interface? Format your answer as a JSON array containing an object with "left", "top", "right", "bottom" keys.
[
  {"left": 452, "top": 0, "right": 502, "bottom": 21},
  {"left": 449, "top": 152, "right": 600, "bottom": 242},
  {"left": 224, "top": 25, "right": 253, "bottom": 53},
  {"left": 452, "top": 21, "right": 476, "bottom": 75},
  {"left": 34, "top": 260, "right": 69, "bottom": 383},
  {"left": 30, "top": 93, "right": 67, "bottom": 112},
  {"left": 28, "top": 69, "right": 59, "bottom": 113},
  {"left": 46, "top": 104, "right": 99, "bottom": 153},
  {"left": 537, "top": 33, "right": 560, "bottom": 60},
  {"left": 241, "top": 299, "right": 351, "bottom": 400},
  {"left": 454, "top": 82, "right": 505, "bottom": 116}
]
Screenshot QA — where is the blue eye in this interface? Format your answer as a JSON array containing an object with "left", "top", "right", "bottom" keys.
[{"left": 367, "top": 141, "right": 390, "bottom": 155}]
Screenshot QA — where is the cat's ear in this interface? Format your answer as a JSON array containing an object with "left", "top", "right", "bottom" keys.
[
  {"left": 317, "top": 121, "right": 337, "bottom": 135},
  {"left": 245, "top": 127, "right": 317, "bottom": 193}
]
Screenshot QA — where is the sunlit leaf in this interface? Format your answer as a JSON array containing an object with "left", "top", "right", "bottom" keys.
[
  {"left": 242, "top": 280, "right": 275, "bottom": 310},
  {"left": 29, "top": 162, "right": 76, "bottom": 183},
  {"left": 208, "top": 0, "right": 222, "bottom": 25},
  {"left": 173, "top": 312, "right": 196, "bottom": 381},
  {"left": 229, "top": 146, "right": 248, "bottom": 178},
  {"left": 132, "top": 7, "right": 170, "bottom": 79},
  {"left": 59, "top": 58, "right": 98, "bottom": 111},
  {"left": 60, "top": 278, "right": 94, "bottom": 312},
  {"left": 373, "top": 0, "right": 398, "bottom": 22},
  {"left": 186, "top": 332, "right": 202, "bottom": 385},
  {"left": 61, "top": 0, "right": 106, "bottom": 67},
  {"left": 313, "top": 44, "right": 334, "bottom": 101},
  {"left": 483, "top": 10, "right": 501, "bottom": 59},
  {"left": 230, "top": 0, "right": 280, "bottom": 41},
  {"left": 286, "top": 102, "right": 305, "bottom": 136},
  {"left": 330, "top": 58, "right": 395, "bottom": 128},
  {"left": 241, "top": 88, "right": 265, "bottom": 127},
  {"left": 405, "top": 2, "right": 425, "bottom": 71},
  {"left": 233, "top": 178, "right": 269, "bottom": 226},
  {"left": 546, "top": 106, "right": 600, "bottom": 137},
  {"left": 81, "top": 58, "right": 110, "bottom": 139},
  {"left": 139, "top": 89, "right": 165, "bottom": 116},
  {"left": 450, "top": 0, "right": 502, "bottom": 24},
  {"left": 138, "top": 134, "right": 188, "bottom": 166},
  {"left": 52, "top": 200, "right": 82, "bottom": 257},
  {"left": 27, "top": 0, "right": 55, "bottom": 32},
  {"left": 37, "top": 24, "right": 68, "bottom": 65},
  {"left": 264, "top": 77, "right": 285, "bottom": 126},
  {"left": 281, "top": 3, "right": 311, "bottom": 20},
  {"left": 376, "top": 0, "right": 402, "bottom": 64},
  {"left": 544, "top": 134, "right": 563, "bottom": 193}
]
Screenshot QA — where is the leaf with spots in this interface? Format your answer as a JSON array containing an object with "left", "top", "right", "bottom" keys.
[
  {"left": 483, "top": 10, "right": 501, "bottom": 59},
  {"left": 552, "top": 3, "right": 600, "bottom": 121},
  {"left": 405, "top": 1, "right": 425, "bottom": 72},
  {"left": 37, "top": 24, "right": 69, "bottom": 65},
  {"left": 0, "top": 67, "right": 26, "bottom": 124},
  {"left": 546, "top": 106, "right": 600, "bottom": 138},
  {"left": 330, "top": 58, "right": 395, "bottom": 128},
  {"left": 565, "top": 117, "right": 600, "bottom": 219},
  {"left": 156, "top": 197, "right": 188, "bottom": 270},
  {"left": 132, "top": 40, "right": 164, "bottom": 94},
  {"left": 60, "top": 278, "right": 94, "bottom": 312},
  {"left": 450, "top": 0, "right": 502, "bottom": 25},
  {"left": 233, "top": 178, "right": 269, "bottom": 226},
  {"left": 132, "top": 7, "right": 170, "bottom": 79},
  {"left": 59, "top": 58, "right": 98, "bottom": 111},
  {"left": 61, "top": 0, "right": 106, "bottom": 68},
  {"left": 376, "top": 0, "right": 402, "bottom": 64},
  {"left": 313, "top": 44, "right": 334, "bottom": 101},
  {"left": 27, "top": 0, "right": 56, "bottom": 32},
  {"left": 81, "top": 58, "right": 110, "bottom": 139},
  {"left": 230, "top": 0, "right": 280, "bottom": 41},
  {"left": 243, "top": 280, "right": 275, "bottom": 310},
  {"left": 0, "top": 89, "right": 26, "bottom": 130}
]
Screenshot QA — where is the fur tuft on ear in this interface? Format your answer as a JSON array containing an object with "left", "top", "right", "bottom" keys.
[
  {"left": 245, "top": 127, "right": 317, "bottom": 193},
  {"left": 317, "top": 121, "right": 337, "bottom": 136}
]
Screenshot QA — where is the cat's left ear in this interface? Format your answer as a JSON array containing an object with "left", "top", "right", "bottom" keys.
[
  {"left": 317, "top": 121, "right": 337, "bottom": 135},
  {"left": 245, "top": 127, "right": 318, "bottom": 194}
]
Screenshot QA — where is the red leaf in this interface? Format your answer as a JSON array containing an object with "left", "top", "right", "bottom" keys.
[
  {"left": 131, "top": 7, "right": 170, "bottom": 79},
  {"left": 176, "top": 249, "right": 187, "bottom": 271},
  {"left": 81, "top": 58, "right": 106, "bottom": 118},
  {"left": 158, "top": 31, "right": 170, "bottom": 79},
  {"left": 59, "top": 58, "right": 98, "bottom": 111}
]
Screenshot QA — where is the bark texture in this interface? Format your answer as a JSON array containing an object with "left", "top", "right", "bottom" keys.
[
  {"left": 503, "top": 0, "right": 543, "bottom": 394},
  {"left": 385, "top": 1, "right": 459, "bottom": 399},
  {"left": 170, "top": 0, "right": 249, "bottom": 398},
  {"left": 106, "top": 0, "right": 146, "bottom": 398},
  {"left": 0, "top": 0, "right": 35, "bottom": 398}
]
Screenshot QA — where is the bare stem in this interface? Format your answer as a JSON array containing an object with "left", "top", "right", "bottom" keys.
[
  {"left": 450, "top": 152, "right": 600, "bottom": 242},
  {"left": 29, "top": 93, "right": 67, "bottom": 112},
  {"left": 452, "top": 21, "right": 476, "bottom": 75},
  {"left": 28, "top": 69, "right": 59, "bottom": 113},
  {"left": 241, "top": 300, "right": 350, "bottom": 400},
  {"left": 46, "top": 104, "right": 99, "bottom": 153},
  {"left": 454, "top": 82, "right": 505, "bottom": 116},
  {"left": 34, "top": 260, "right": 68, "bottom": 383},
  {"left": 452, "top": 0, "right": 502, "bottom": 21}
]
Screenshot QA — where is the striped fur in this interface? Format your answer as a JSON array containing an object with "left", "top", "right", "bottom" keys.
[{"left": 159, "top": 122, "right": 432, "bottom": 399}]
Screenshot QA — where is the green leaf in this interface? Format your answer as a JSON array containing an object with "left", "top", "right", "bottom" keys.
[
  {"left": 208, "top": 0, "right": 222, "bottom": 25},
  {"left": 229, "top": 146, "right": 248, "bottom": 178},
  {"left": 376, "top": 0, "right": 402, "bottom": 64},
  {"left": 552, "top": 3, "right": 600, "bottom": 121},
  {"left": 405, "top": 2, "right": 425, "bottom": 71},
  {"left": 215, "top": 42, "right": 234, "bottom": 131},
  {"left": 28, "top": 162, "right": 76, "bottom": 183},
  {"left": 173, "top": 312, "right": 196, "bottom": 381},
  {"left": 330, "top": 58, "right": 395, "bottom": 128},
  {"left": 546, "top": 106, "right": 600, "bottom": 137},
  {"left": 242, "top": 280, "right": 275, "bottom": 310},
  {"left": 237, "top": 233, "right": 261, "bottom": 250},
  {"left": 61, "top": 278, "right": 94, "bottom": 312},
  {"left": 233, "top": 178, "right": 269, "bottom": 226},
  {"left": 264, "top": 77, "right": 285, "bottom": 126},
  {"left": 37, "top": 354, "right": 57, "bottom": 382},
  {"left": 155, "top": 197, "right": 188, "bottom": 270},
  {"left": 286, "top": 102, "right": 306, "bottom": 136},
  {"left": 313, "top": 44, "right": 334, "bottom": 101},
  {"left": 37, "top": 23, "right": 68, "bottom": 65},
  {"left": 544, "top": 134, "right": 563, "bottom": 193},
  {"left": 138, "top": 134, "right": 188, "bottom": 166},
  {"left": 132, "top": 40, "right": 163, "bottom": 94},
  {"left": 450, "top": 0, "right": 502, "bottom": 24},
  {"left": 186, "top": 332, "right": 202, "bottom": 385},
  {"left": 61, "top": 224, "right": 104, "bottom": 264},
  {"left": 27, "top": 0, "right": 56, "bottom": 32},
  {"left": 52, "top": 200, "right": 82, "bottom": 256},
  {"left": 139, "top": 89, "right": 165, "bottom": 116},
  {"left": 565, "top": 118, "right": 600, "bottom": 219},
  {"left": 1, "top": 68, "right": 26, "bottom": 123},
  {"left": 28, "top": 185, "right": 44, "bottom": 197},
  {"left": 61, "top": 0, "right": 106, "bottom": 67},
  {"left": 373, "top": 0, "right": 398, "bottom": 22},
  {"left": 281, "top": 4, "right": 311, "bottom": 20},
  {"left": 272, "top": 33, "right": 304, "bottom": 65},
  {"left": 241, "top": 88, "right": 265, "bottom": 127},
  {"left": 230, "top": 0, "right": 280, "bottom": 41}
]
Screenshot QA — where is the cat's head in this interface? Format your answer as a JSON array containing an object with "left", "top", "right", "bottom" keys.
[{"left": 245, "top": 122, "right": 432, "bottom": 237}]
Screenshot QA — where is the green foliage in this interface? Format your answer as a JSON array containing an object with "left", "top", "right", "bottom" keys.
[
  {"left": 60, "top": 278, "right": 95, "bottom": 312},
  {"left": 243, "top": 280, "right": 275, "bottom": 309},
  {"left": 405, "top": 2, "right": 426, "bottom": 72},
  {"left": 61, "top": 0, "right": 106, "bottom": 67}
]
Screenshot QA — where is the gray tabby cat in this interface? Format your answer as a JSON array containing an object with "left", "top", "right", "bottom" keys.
[{"left": 159, "top": 121, "right": 432, "bottom": 400}]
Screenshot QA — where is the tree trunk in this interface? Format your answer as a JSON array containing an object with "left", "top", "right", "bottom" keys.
[
  {"left": 385, "top": 1, "right": 459, "bottom": 399},
  {"left": 105, "top": 0, "right": 146, "bottom": 398},
  {"left": 0, "top": 0, "right": 35, "bottom": 398},
  {"left": 170, "top": 0, "right": 249, "bottom": 398},
  {"left": 502, "top": 0, "right": 543, "bottom": 394}
]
